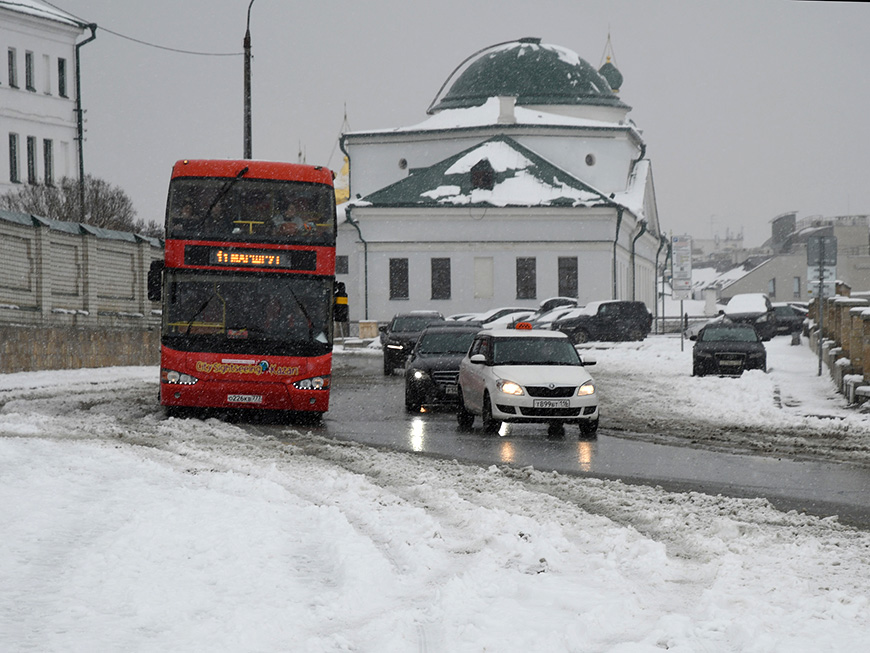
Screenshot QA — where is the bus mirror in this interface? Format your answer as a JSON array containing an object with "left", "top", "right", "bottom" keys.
[
  {"left": 148, "top": 260, "right": 164, "bottom": 302},
  {"left": 333, "top": 281, "right": 348, "bottom": 323}
]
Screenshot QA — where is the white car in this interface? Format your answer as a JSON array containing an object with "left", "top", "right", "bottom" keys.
[{"left": 456, "top": 328, "right": 599, "bottom": 438}]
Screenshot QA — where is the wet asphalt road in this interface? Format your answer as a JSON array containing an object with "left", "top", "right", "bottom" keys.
[{"left": 315, "top": 352, "right": 870, "bottom": 528}]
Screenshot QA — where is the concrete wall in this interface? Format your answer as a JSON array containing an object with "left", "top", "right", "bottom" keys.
[{"left": 0, "top": 210, "right": 163, "bottom": 372}]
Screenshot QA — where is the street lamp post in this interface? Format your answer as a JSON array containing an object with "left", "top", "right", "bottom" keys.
[{"left": 243, "top": 0, "right": 255, "bottom": 159}]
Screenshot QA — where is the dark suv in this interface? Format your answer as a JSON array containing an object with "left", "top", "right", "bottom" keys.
[
  {"left": 404, "top": 324, "right": 481, "bottom": 411},
  {"left": 380, "top": 311, "right": 444, "bottom": 375},
  {"left": 552, "top": 300, "right": 652, "bottom": 344}
]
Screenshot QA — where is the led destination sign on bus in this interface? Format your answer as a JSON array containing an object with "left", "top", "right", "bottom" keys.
[{"left": 184, "top": 245, "right": 316, "bottom": 271}]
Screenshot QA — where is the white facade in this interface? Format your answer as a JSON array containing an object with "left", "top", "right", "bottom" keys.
[
  {"left": 336, "top": 42, "right": 663, "bottom": 324},
  {"left": 0, "top": 2, "right": 86, "bottom": 195}
]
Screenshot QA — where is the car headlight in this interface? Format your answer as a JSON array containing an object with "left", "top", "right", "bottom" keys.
[
  {"left": 410, "top": 369, "right": 428, "bottom": 381},
  {"left": 161, "top": 369, "right": 198, "bottom": 385},
  {"left": 496, "top": 379, "right": 524, "bottom": 396},
  {"left": 748, "top": 352, "right": 766, "bottom": 359},
  {"left": 577, "top": 381, "right": 595, "bottom": 396},
  {"left": 695, "top": 351, "right": 713, "bottom": 359},
  {"left": 293, "top": 376, "right": 330, "bottom": 390},
  {"left": 386, "top": 343, "right": 404, "bottom": 350},
  {"left": 756, "top": 315, "right": 768, "bottom": 323}
]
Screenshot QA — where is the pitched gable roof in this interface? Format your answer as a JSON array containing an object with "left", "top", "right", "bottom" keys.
[{"left": 360, "top": 136, "right": 616, "bottom": 209}]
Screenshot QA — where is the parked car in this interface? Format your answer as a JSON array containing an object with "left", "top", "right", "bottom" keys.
[
  {"left": 722, "top": 293, "right": 777, "bottom": 341},
  {"left": 404, "top": 324, "right": 482, "bottom": 411},
  {"left": 772, "top": 302, "right": 807, "bottom": 335},
  {"left": 470, "top": 306, "right": 536, "bottom": 326},
  {"left": 691, "top": 322, "right": 767, "bottom": 376},
  {"left": 456, "top": 328, "right": 599, "bottom": 438},
  {"left": 551, "top": 300, "right": 652, "bottom": 343},
  {"left": 380, "top": 311, "right": 445, "bottom": 375}
]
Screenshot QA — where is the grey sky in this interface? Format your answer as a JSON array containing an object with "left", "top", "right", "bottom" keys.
[{"left": 57, "top": 0, "right": 870, "bottom": 247}]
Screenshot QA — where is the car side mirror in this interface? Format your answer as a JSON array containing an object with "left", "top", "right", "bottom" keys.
[
  {"left": 470, "top": 353, "right": 486, "bottom": 364},
  {"left": 378, "top": 325, "right": 387, "bottom": 333},
  {"left": 689, "top": 335, "right": 698, "bottom": 341},
  {"left": 580, "top": 355, "right": 596, "bottom": 366}
]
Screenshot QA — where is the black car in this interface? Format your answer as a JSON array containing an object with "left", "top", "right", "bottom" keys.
[
  {"left": 722, "top": 293, "right": 777, "bottom": 341},
  {"left": 772, "top": 302, "right": 807, "bottom": 335},
  {"left": 380, "top": 311, "right": 445, "bottom": 375},
  {"left": 552, "top": 300, "right": 652, "bottom": 344},
  {"left": 691, "top": 322, "right": 767, "bottom": 376},
  {"left": 404, "top": 325, "right": 481, "bottom": 411}
]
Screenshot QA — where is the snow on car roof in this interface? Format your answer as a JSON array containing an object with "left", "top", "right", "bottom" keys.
[
  {"left": 484, "top": 328, "right": 570, "bottom": 339},
  {"left": 724, "top": 293, "right": 769, "bottom": 315}
]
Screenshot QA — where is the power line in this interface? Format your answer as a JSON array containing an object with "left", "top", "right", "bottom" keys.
[{"left": 36, "top": 1, "right": 242, "bottom": 57}]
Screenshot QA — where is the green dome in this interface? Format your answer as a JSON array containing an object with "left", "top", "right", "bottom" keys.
[{"left": 430, "top": 38, "right": 629, "bottom": 113}]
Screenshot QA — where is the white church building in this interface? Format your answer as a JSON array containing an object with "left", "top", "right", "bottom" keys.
[{"left": 337, "top": 37, "right": 664, "bottom": 323}]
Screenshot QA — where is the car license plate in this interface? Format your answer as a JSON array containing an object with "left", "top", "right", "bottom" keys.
[
  {"left": 444, "top": 385, "right": 458, "bottom": 395},
  {"left": 227, "top": 394, "right": 263, "bottom": 404},
  {"left": 719, "top": 360, "right": 741, "bottom": 366},
  {"left": 533, "top": 399, "right": 570, "bottom": 409}
]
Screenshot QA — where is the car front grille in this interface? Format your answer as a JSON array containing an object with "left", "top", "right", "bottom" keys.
[
  {"left": 525, "top": 386, "right": 576, "bottom": 398},
  {"left": 431, "top": 370, "right": 459, "bottom": 388},
  {"left": 714, "top": 352, "right": 746, "bottom": 372}
]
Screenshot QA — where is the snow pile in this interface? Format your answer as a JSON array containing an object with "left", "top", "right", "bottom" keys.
[{"left": 1, "top": 341, "right": 870, "bottom": 650}]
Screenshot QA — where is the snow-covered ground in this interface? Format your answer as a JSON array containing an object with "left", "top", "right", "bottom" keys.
[{"left": 2, "top": 336, "right": 870, "bottom": 652}]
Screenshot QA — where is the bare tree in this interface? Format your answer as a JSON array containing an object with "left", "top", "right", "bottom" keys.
[{"left": 0, "top": 175, "right": 162, "bottom": 238}]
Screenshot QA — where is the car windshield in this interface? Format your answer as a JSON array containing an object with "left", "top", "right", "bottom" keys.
[
  {"left": 417, "top": 332, "right": 477, "bottom": 355},
  {"left": 392, "top": 316, "right": 440, "bottom": 331},
  {"left": 491, "top": 338, "right": 581, "bottom": 365},
  {"left": 699, "top": 326, "right": 759, "bottom": 343}
]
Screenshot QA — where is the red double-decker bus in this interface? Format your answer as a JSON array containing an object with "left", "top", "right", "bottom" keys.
[{"left": 149, "top": 159, "right": 347, "bottom": 420}]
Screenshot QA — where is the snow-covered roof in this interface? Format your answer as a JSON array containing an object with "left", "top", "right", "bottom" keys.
[
  {"left": 0, "top": 0, "right": 85, "bottom": 28},
  {"left": 359, "top": 97, "right": 640, "bottom": 138},
  {"left": 356, "top": 135, "right": 616, "bottom": 210}
]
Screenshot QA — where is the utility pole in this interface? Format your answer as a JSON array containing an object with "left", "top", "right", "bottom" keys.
[{"left": 243, "top": 0, "right": 255, "bottom": 159}]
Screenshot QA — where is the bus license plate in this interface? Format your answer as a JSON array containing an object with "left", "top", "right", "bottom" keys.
[
  {"left": 533, "top": 399, "right": 569, "bottom": 409},
  {"left": 227, "top": 394, "right": 263, "bottom": 404}
]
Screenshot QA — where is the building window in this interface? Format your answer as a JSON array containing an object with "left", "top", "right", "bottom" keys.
[
  {"left": 558, "top": 257, "right": 578, "bottom": 298},
  {"left": 43, "top": 139, "right": 54, "bottom": 186},
  {"left": 9, "top": 134, "right": 20, "bottom": 183},
  {"left": 335, "top": 255, "right": 349, "bottom": 275},
  {"left": 389, "top": 258, "right": 409, "bottom": 300},
  {"left": 25, "top": 51, "right": 35, "bottom": 91},
  {"left": 58, "top": 58, "right": 67, "bottom": 97},
  {"left": 431, "top": 257, "right": 451, "bottom": 300},
  {"left": 793, "top": 276, "right": 801, "bottom": 299},
  {"left": 516, "top": 257, "right": 537, "bottom": 300},
  {"left": 767, "top": 278, "right": 776, "bottom": 299},
  {"left": 42, "top": 54, "right": 51, "bottom": 94},
  {"left": 26, "top": 136, "right": 37, "bottom": 184},
  {"left": 8, "top": 48, "right": 18, "bottom": 88}
]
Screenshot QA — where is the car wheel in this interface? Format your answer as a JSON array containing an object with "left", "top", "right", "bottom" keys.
[
  {"left": 547, "top": 422, "right": 565, "bottom": 439},
  {"left": 383, "top": 354, "right": 394, "bottom": 376},
  {"left": 579, "top": 418, "right": 599, "bottom": 439},
  {"left": 571, "top": 329, "right": 590, "bottom": 345},
  {"left": 456, "top": 389, "right": 475, "bottom": 430},
  {"left": 692, "top": 363, "right": 705, "bottom": 377},
  {"left": 481, "top": 393, "right": 500, "bottom": 434},
  {"left": 627, "top": 326, "right": 645, "bottom": 341}
]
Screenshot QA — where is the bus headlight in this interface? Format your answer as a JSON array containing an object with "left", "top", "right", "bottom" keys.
[
  {"left": 293, "top": 376, "right": 330, "bottom": 390},
  {"left": 161, "top": 369, "right": 198, "bottom": 385}
]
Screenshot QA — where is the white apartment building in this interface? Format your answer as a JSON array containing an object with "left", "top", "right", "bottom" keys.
[{"left": 0, "top": 1, "right": 89, "bottom": 194}]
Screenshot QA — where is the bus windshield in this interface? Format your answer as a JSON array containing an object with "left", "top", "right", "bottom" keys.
[
  {"left": 162, "top": 270, "right": 334, "bottom": 356},
  {"left": 166, "top": 177, "right": 335, "bottom": 245}
]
